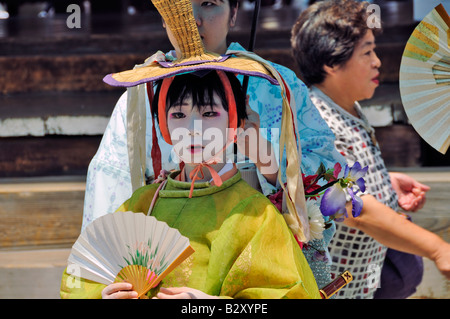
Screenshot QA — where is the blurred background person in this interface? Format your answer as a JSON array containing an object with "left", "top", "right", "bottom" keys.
[{"left": 291, "top": 0, "right": 450, "bottom": 299}]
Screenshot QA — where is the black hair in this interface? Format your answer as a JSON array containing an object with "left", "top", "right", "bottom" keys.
[
  {"left": 152, "top": 71, "right": 247, "bottom": 127},
  {"left": 291, "top": 0, "right": 382, "bottom": 86}
]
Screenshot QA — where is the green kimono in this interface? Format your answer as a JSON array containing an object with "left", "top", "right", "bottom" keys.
[{"left": 61, "top": 171, "right": 320, "bottom": 299}]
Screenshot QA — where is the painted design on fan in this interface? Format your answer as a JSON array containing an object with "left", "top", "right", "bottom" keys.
[
  {"left": 399, "top": 4, "right": 450, "bottom": 154},
  {"left": 432, "top": 56, "right": 450, "bottom": 85},
  {"left": 121, "top": 239, "right": 171, "bottom": 276},
  {"left": 448, "top": 28, "right": 450, "bottom": 48},
  {"left": 403, "top": 21, "right": 439, "bottom": 62}
]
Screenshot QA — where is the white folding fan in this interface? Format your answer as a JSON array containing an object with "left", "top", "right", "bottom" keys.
[
  {"left": 68, "top": 211, "right": 195, "bottom": 298},
  {"left": 399, "top": 4, "right": 450, "bottom": 154}
]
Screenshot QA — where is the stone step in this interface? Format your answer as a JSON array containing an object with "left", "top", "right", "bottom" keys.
[
  {"left": 0, "top": 135, "right": 102, "bottom": 178},
  {"left": 0, "top": 90, "right": 120, "bottom": 137},
  {"left": 0, "top": 176, "right": 85, "bottom": 249},
  {"left": 0, "top": 90, "right": 120, "bottom": 178},
  {"left": 0, "top": 248, "right": 70, "bottom": 299}
]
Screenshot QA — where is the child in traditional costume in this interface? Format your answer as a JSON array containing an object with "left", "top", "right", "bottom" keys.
[
  {"left": 61, "top": 71, "right": 321, "bottom": 300},
  {"left": 108, "top": 71, "right": 320, "bottom": 299},
  {"left": 61, "top": 0, "right": 323, "bottom": 299}
]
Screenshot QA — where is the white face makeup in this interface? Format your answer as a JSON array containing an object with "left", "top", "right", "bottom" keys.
[{"left": 167, "top": 93, "right": 229, "bottom": 164}]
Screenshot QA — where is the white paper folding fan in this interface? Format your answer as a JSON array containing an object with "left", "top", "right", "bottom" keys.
[
  {"left": 67, "top": 211, "right": 194, "bottom": 298},
  {"left": 399, "top": 4, "right": 450, "bottom": 154}
]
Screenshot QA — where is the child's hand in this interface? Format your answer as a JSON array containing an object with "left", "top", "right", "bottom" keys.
[
  {"left": 101, "top": 282, "right": 138, "bottom": 299},
  {"left": 236, "top": 96, "right": 278, "bottom": 184},
  {"left": 236, "top": 95, "right": 261, "bottom": 162},
  {"left": 153, "top": 287, "right": 218, "bottom": 299}
]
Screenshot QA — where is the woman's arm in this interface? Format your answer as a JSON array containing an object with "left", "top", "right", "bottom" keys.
[{"left": 344, "top": 194, "right": 450, "bottom": 279}]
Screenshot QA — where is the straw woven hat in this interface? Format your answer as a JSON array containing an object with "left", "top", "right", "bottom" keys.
[{"left": 103, "top": 0, "right": 278, "bottom": 87}]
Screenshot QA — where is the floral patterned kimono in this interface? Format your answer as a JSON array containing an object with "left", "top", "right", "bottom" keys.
[{"left": 60, "top": 170, "right": 321, "bottom": 299}]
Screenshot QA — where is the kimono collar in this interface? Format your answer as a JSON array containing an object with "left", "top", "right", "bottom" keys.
[
  {"left": 177, "top": 163, "right": 238, "bottom": 197},
  {"left": 164, "top": 166, "right": 241, "bottom": 197}
]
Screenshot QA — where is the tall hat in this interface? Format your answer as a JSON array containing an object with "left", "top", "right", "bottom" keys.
[
  {"left": 103, "top": 0, "right": 278, "bottom": 87},
  {"left": 103, "top": 0, "right": 311, "bottom": 243}
]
